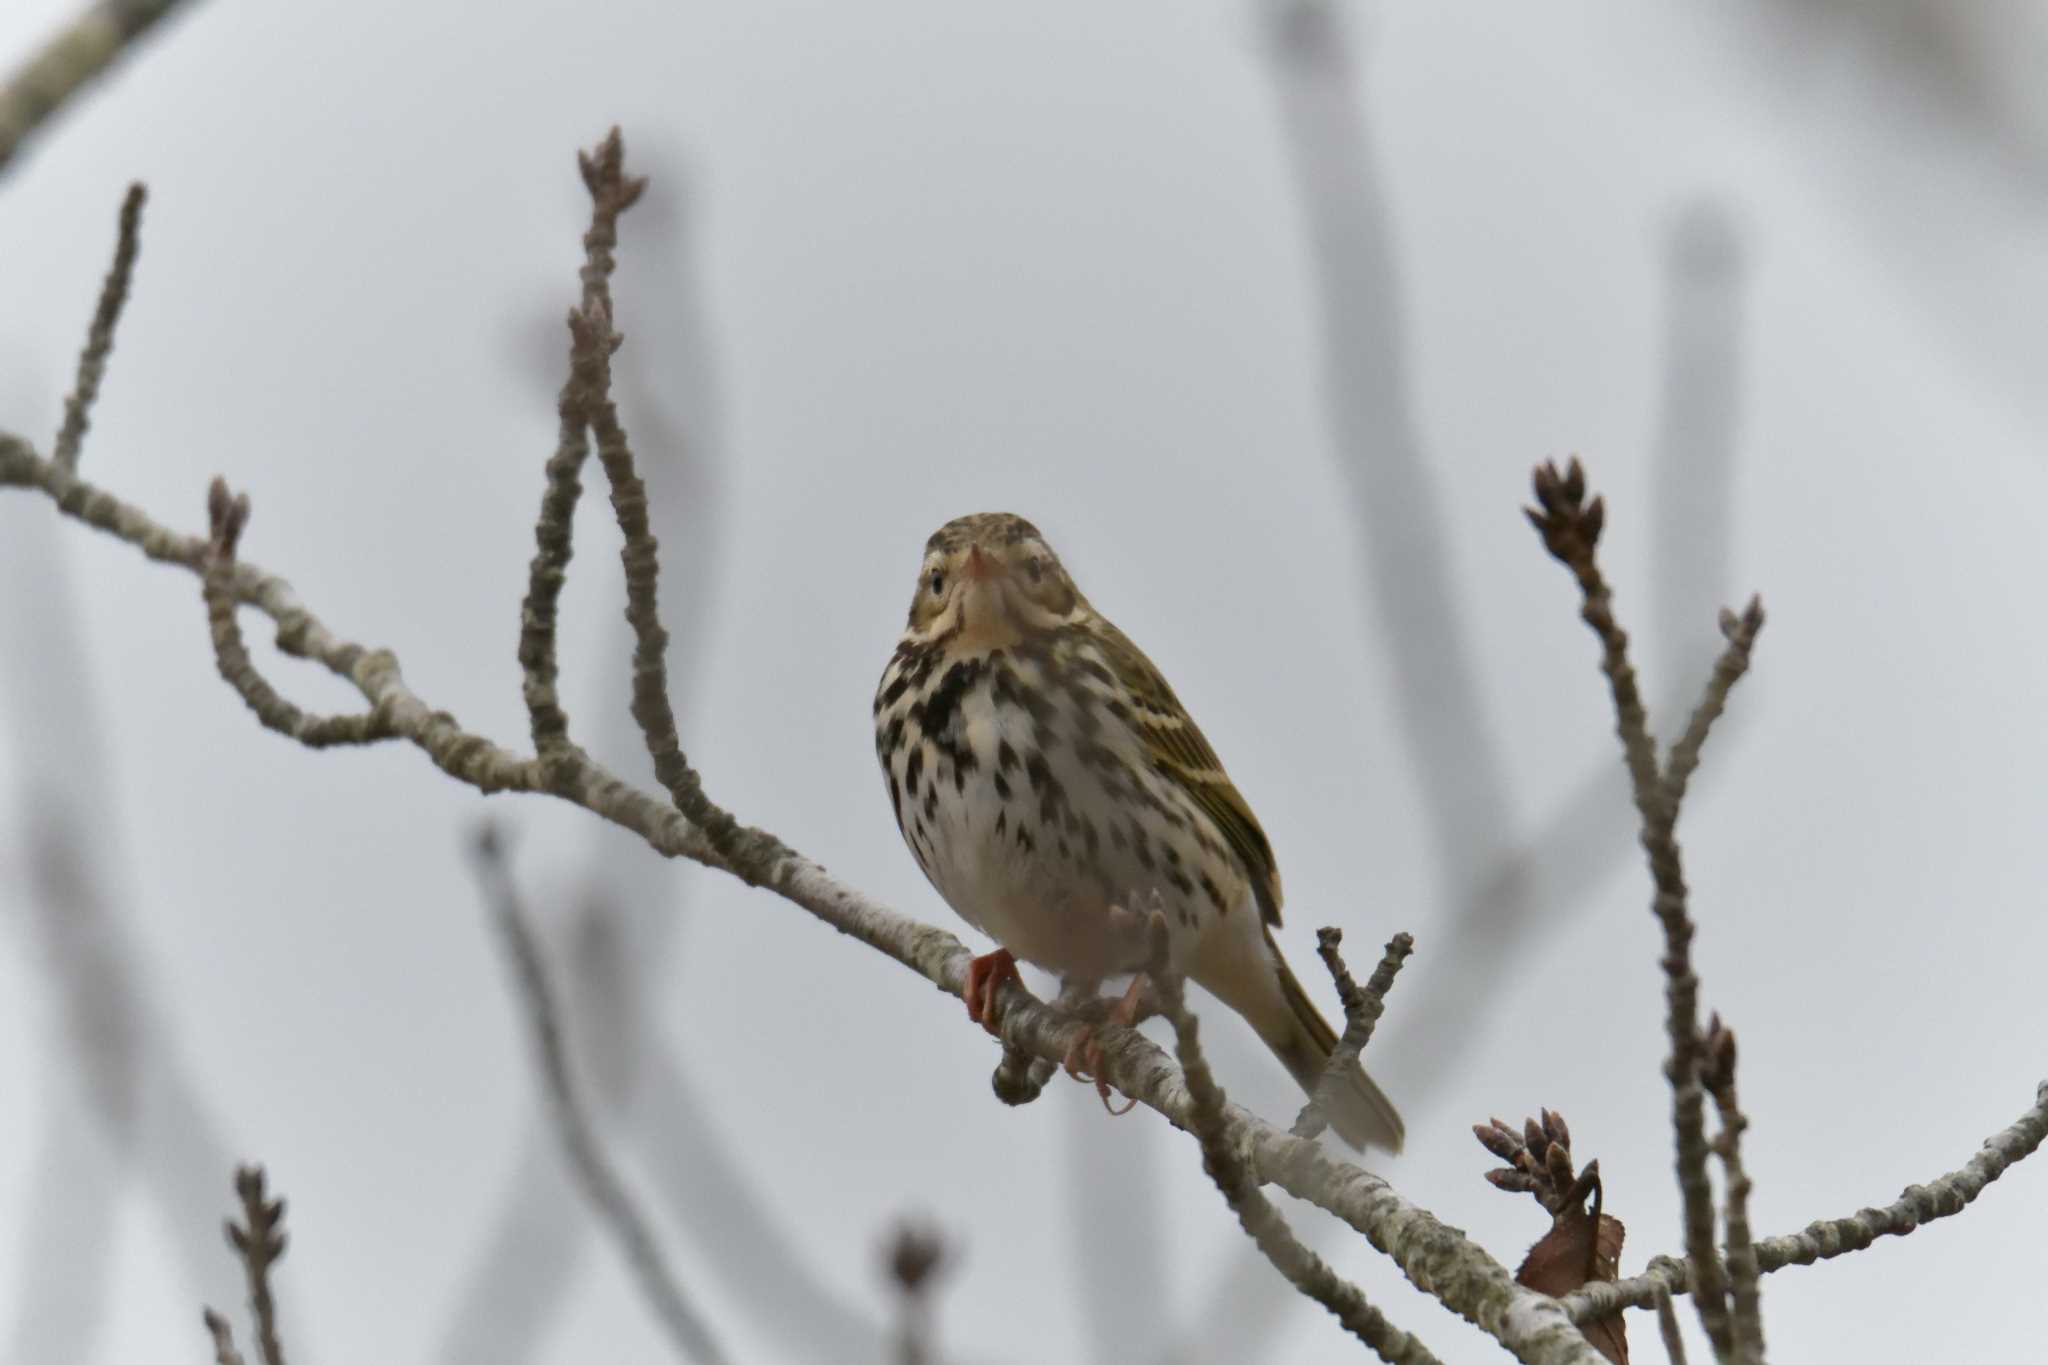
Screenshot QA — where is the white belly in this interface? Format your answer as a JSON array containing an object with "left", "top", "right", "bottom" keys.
[{"left": 879, "top": 643, "right": 1246, "bottom": 982}]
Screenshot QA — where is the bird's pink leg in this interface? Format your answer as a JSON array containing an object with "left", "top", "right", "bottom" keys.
[
  {"left": 1062, "top": 974, "right": 1155, "bottom": 1116},
  {"left": 963, "top": 948, "right": 1020, "bottom": 1036}
]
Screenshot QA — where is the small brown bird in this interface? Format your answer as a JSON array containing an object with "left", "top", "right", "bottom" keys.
[{"left": 872, "top": 513, "right": 1402, "bottom": 1152}]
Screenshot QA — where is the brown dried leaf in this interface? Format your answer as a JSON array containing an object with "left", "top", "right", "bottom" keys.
[{"left": 1516, "top": 1205, "right": 1629, "bottom": 1364}]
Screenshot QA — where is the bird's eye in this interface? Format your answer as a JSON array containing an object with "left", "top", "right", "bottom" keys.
[
  {"left": 1026, "top": 557, "right": 1045, "bottom": 585},
  {"left": 928, "top": 571, "right": 946, "bottom": 597}
]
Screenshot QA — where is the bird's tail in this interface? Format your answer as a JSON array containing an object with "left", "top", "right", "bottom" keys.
[{"left": 1261, "top": 932, "right": 1404, "bottom": 1153}]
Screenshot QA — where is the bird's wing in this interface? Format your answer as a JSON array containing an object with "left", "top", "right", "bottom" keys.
[{"left": 1091, "top": 619, "right": 1285, "bottom": 925}]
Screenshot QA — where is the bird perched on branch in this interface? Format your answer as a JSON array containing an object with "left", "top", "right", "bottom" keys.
[{"left": 873, "top": 513, "right": 1402, "bottom": 1152}]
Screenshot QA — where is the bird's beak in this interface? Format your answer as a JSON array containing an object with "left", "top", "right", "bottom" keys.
[{"left": 963, "top": 544, "right": 1002, "bottom": 583}]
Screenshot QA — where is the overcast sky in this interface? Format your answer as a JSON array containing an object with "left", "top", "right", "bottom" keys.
[{"left": 2, "top": 3, "right": 2046, "bottom": 1363}]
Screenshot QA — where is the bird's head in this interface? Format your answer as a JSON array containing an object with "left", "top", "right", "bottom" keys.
[{"left": 903, "top": 512, "right": 1087, "bottom": 646}]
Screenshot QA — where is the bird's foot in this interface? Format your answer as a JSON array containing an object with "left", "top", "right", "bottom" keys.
[
  {"left": 1060, "top": 974, "right": 1156, "bottom": 1117},
  {"left": 963, "top": 948, "right": 1022, "bottom": 1036}
]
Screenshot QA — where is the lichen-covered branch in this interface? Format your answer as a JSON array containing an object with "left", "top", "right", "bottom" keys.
[
  {"left": 1154, "top": 927, "right": 1442, "bottom": 1365},
  {"left": 6, "top": 138, "right": 2042, "bottom": 1365},
  {"left": 472, "top": 826, "right": 729, "bottom": 1365},
  {"left": 1653, "top": 1285, "right": 1686, "bottom": 1365},
  {"left": 1564, "top": 1078, "right": 2048, "bottom": 1322},
  {"left": 53, "top": 182, "right": 146, "bottom": 470},
  {"left": 0, "top": 0, "right": 200, "bottom": 177}
]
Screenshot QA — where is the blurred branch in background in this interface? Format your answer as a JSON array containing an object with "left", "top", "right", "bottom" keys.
[
  {"left": 1066, "top": 1019, "right": 1167, "bottom": 1363},
  {"left": 882, "top": 1220, "right": 949, "bottom": 1365},
  {"left": 1651, "top": 203, "right": 1745, "bottom": 716},
  {"left": 1258, "top": 0, "right": 1757, "bottom": 1106},
  {"left": 0, "top": 181, "right": 245, "bottom": 1358},
  {"left": 472, "top": 824, "right": 729, "bottom": 1365},
  {"left": 0, "top": 0, "right": 202, "bottom": 178},
  {"left": 1262, "top": 0, "right": 1512, "bottom": 898}
]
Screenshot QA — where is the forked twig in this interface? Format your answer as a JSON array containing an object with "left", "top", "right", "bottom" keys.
[
  {"left": 1292, "top": 928, "right": 1411, "bottom": 1140},
  {"left": 1528, "top": 458, "right": 1765, "bottom": 1355},
  {"left": 1153, "top": 920, "right": 1440, "bottom": 1365}
]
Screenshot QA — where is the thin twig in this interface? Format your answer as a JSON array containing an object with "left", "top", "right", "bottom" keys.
[
  {"left": 201, "top": 1309, "right": 246, "bottom": 1365},
  {"left": 1293, "top": 929, "right": 1412, "bottom": 1139},
  {"left": 53, "top": 182, "right": 145, "bottom": 471},
  {"left": 1528, "top": 458, "right": 1760, "bottom": 1356},
  {"left": 0, "top": 0, "right": 199, "bottom": 178},
  {"left": 1702, "top": 1018, "right": 1764, "bottom": 1363},
  {"left": 1652, "top": 1285, "right": 1687, "bottom": 1365},
  {"left": 203, "top": 1166, "right": 287, "bottom": 1365},
  {"left": 1153, "top": 922, "right": 1442, "bottom": 1365},
  {"left": 517, "top": 133, "right": 641, "bottom": 763},
  {"left": 562, "top": 134, "right": 751, "bottom": 865},
  {"left": 200, "top": 478, "right": 398, "bottom": 747},
  {"left": 1565, "top": 1078, "right": 2048, "bottom": 1322},
  {"left": 470, "top": 824, "right": 729, "bottom": 1365}
]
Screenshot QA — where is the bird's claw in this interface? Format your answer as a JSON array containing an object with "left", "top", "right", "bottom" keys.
[{"left": 963, "top": 948, "right": 1022, "bottom": 1037}]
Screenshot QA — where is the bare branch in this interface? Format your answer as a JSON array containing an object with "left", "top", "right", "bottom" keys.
[
  {"left": 471, "top": 824, "right": 729, "bottom": 1365},
  {"left": 1153, "top": 923, "right": 1442, "bottom": 1365},
  {"left": 1663, "top": 599, "right": 1765, "bottom": 809},
  {"left": 2, "top": 434, "right": 549, "bottom": 797},
  {"left": 1702, "top": 1018, "right": 1764, "bottom": 1363},
  {"left": 204, "top": 1165, "right": 287, "bottom": 1365},
  {"left": 1653, "top": 1285, "right": 1687, "bottom": 1365},
  {"left": 0, "top": 0, "right": 200, "bottom": 178},
  {"left": 52, "top": 182, "right": 145, "bottom": 470},
  {"left": 1527, "top": 457, "right": 1762, "bottom": 1355},
  {"left": 13, "top": 137, "right": 2036, "bottom": 1365},
  {"left": 1565, "top": 1078, "right": 2048, "bottom": 1322},
  {"left": 518, "top": 132, "right": 643, "bottom": 761},
  {"left": 200, "top": 477, "right": 398, "bottom": 747},
  {"left": 1293, "top": 929, "right": 1411, "bottom": 1140},
  {"left": 0, "top": 255, "right": 1622, "bottom": 1365}
]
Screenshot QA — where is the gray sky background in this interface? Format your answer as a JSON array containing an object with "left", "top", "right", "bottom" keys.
[{"left": 2, "top": 2, "right": 2045, "bottom": 1362}]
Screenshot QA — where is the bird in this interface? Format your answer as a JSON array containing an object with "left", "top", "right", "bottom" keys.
[{"left": 872, "top": 512, "right": 1402, "bottom": 1152}]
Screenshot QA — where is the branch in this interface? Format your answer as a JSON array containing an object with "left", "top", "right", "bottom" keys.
[
  {"left": 1701, "top": 1019, "right": 1763, "bottom": 1363},
  {"left": 13, "top": 136, "right": 2030, "bottom": 1365},
  {"left": 201, "top": 1166, "right": 287, "bottom": 1365},
  {"left": 471, "top": 825, "right": 729, "bottom": 1365},
  {"left": 53, "top": 182, "right": 145, "bottom": 470},
  {"left": 1564, "top": 1078, "right": 2048, "bottom": 1322},
  {"left": 1292, "top": 929, "right": 1411, "bottom": 1140},
  {"left": 200, "top": 1309, "right": 245, "bottom": 1365},
  {"left": 201, "top": 478, "right": 399, "bottom": 747},
  {"left": 0, "top": 0, "right": 199, "bottom": 178},
  {"left": 1527, "top": 458, "right": 1766, "bottom": 1355},
  {"left": 1152, "top": 923, "right": 1441, "bottom": 1365},
  {"left": 1653, "top": 1286, "right": 1687, "bottom": 1365}
]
